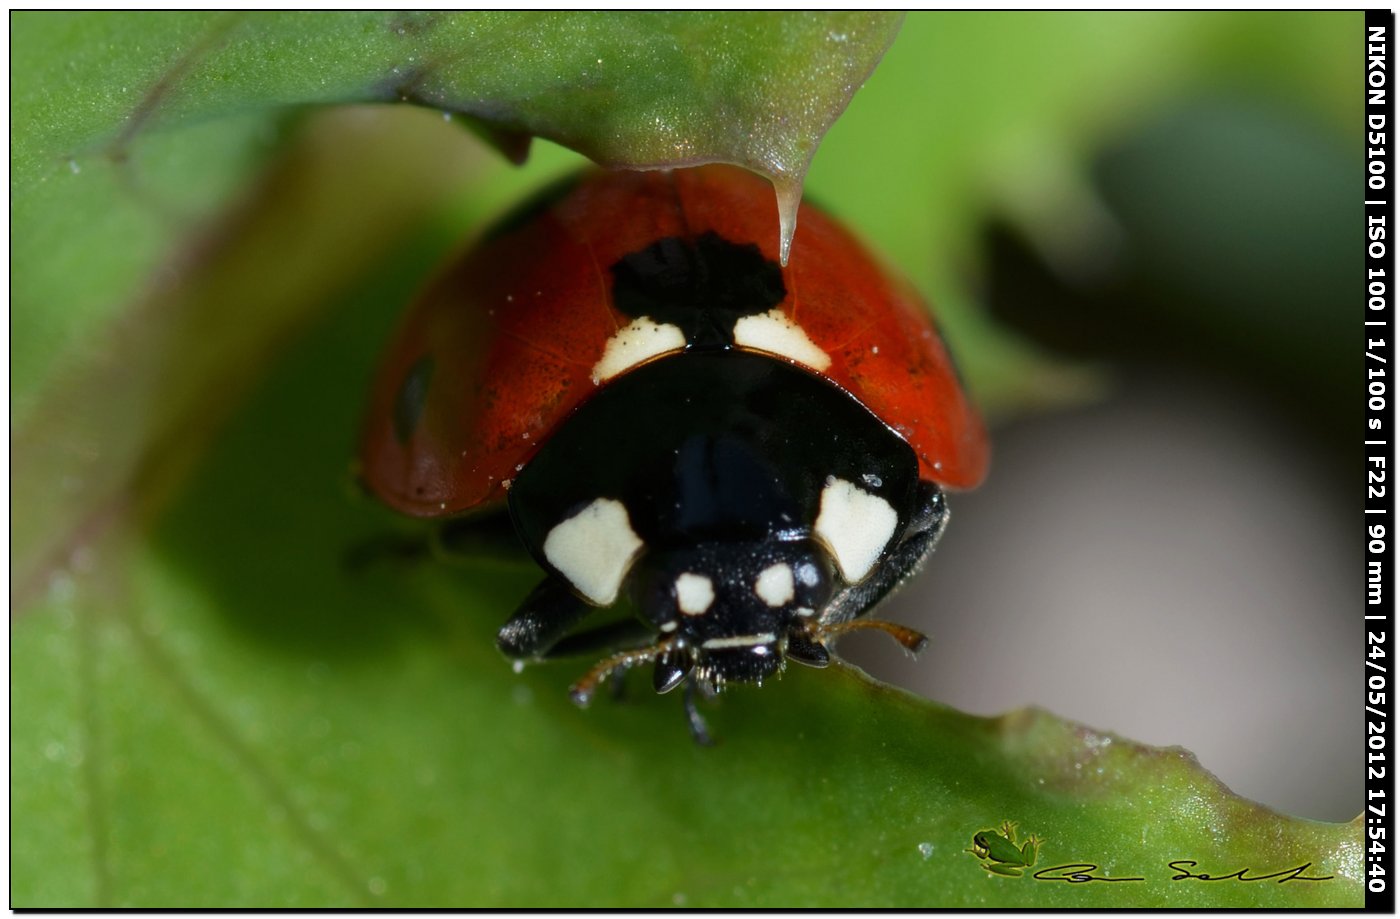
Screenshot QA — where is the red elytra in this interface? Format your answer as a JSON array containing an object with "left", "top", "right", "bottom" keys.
[{"left": 359, "top": 165, "right": 988, "bottom": 518}]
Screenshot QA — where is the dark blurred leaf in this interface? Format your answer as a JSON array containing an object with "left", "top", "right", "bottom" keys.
[
  {"left": 981, "top": 96, "right": 1358, "bottom": 444},
  {"left": 806, "top": 11, "right": 1358, "bottom": 416}
]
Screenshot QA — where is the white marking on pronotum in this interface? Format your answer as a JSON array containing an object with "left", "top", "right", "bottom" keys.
[
  {"left": 753, "top": 563, "right": 795, "bottom": 608},
  {"left": 813, "top": 477, "right": 898, "bottom": 583},
  {"left": 591, "top": 316, "right": 687, "bottom": 383},
  {"left": 542, "top": 498, "right": 643, "bottom": 605},
  {"left": 732, "top": 309, "right": 831, "bottom": 371},
  {"left": 675, "top": 572, "right": 715, "bottom": 616},
  {"left": 701, "top": 633, "right": 777, "bottom": 650}
]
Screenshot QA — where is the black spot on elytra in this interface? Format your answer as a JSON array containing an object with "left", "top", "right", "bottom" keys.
[
  {"left": 393, "top": 354, "right": 435, "bottom": 444},
  {"left": 610, "top": 232, "right": 786, "bottom": 347},
  {"left": 481, "top": 172, "right": 584, "bottom": 243}
]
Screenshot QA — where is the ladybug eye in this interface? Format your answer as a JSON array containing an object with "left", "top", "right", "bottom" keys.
[{"left": 794, "top": 562, "right": 821, "bottom": 588}]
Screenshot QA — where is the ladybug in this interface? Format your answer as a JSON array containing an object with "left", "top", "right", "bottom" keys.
[{"left": 359, "top": 165, "right": 988, "bottom": 742}]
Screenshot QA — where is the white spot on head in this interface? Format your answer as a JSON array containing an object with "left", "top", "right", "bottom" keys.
[
  {"left": 700, "top": 633, "right": 777, "bottom": 650},
  {"left": 732, "top": 309, "right": 831, "bottom": 371},
  {"left": 591, "top": 316, "right": 687, "bottom": 384},
  {"left": 542, "top": 498, "right": 644, "bottom": 605},
  {"left": 753, "top": 562, "right": 795, "bottom": 607},
  {"left": 813, "top": 477, "right": 898, "bottom": 583},
  {"left": 675, "top": 572, "right": 715, "bottom": 615}
]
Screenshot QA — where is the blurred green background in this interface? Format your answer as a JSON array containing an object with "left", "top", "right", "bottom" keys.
[
  {"left": 830, "top": 14, "right": 1361, "bottom": 824},
  {"left": 12, "top": 11, "right": 1362, "bottom": 906}
]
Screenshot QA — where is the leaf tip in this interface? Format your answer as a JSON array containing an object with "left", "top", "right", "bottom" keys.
[{"left": 772, "top": 173, "right": 804, "bottom": 267}]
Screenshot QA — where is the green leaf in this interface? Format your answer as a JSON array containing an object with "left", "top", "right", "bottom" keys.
[
  {"left": 13, "top": 11, "right": 900, "bottom": 179},
  {"left": 12, "top": 181, "right": 1362, "bottom": 904},
  {"left": 11, "top": 9, "right": 898, "bottom": 339},
  {"left": 15, "top": 526, "right": 1363, "bottom": 907},
  {"left": 12, "top": 10, "right": 1362, "bottom": 908}
]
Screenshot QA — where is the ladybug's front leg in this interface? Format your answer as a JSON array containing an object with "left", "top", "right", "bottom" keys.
[
  {"left": 681, "top": 678, "right": 717, "bottom": 747},
  {"left": 496, "top": 578, "right": 595, "bottom": 659}
]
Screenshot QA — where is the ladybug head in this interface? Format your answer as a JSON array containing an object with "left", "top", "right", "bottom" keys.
[{"left": 627, "top": 538, "right": 836, "bottom": 691}]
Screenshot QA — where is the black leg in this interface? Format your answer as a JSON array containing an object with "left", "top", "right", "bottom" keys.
[
  {"left": 785, "top": 629, "right": 831, "bottom": 668},
  {"left": 433, "top": 509, "right": 528, "bottom": 567},
  {"left": 345, "top": 508, "right": 526, "bottom": 573},
  {"left": 546, "top": 618, "right": 656, "bottom": 659},
  {"left": 549, "top": 627, "right": 718, "bottom": 747},
  {"left": 551, "top": 621, "right": 666, "bottom": 701},
  {"left": 821, "top": 480, "right": 948, "bottom": 626},
  {"left": 682, "top": 679, "right": 716, "bottom": 746},
  {"left": 342, "top": 532, "right": 434, "bottom": 573},
  {"left": 496, "top": 578, "right": 595, "bottom": 659}
]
